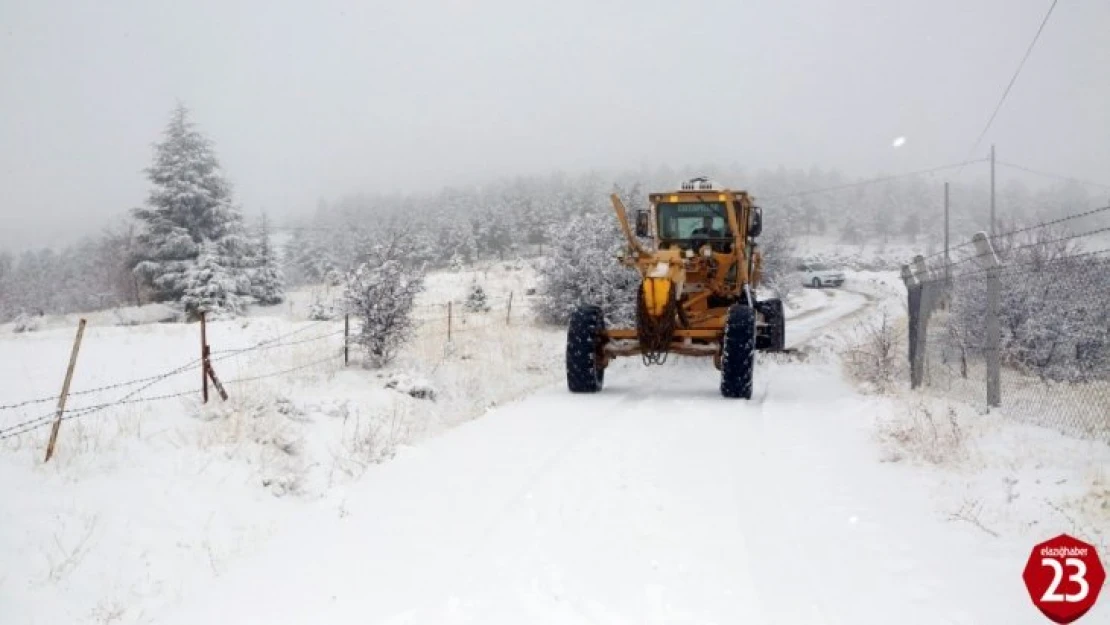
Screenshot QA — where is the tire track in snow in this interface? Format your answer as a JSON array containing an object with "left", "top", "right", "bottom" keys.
[
  {"left": 457, "top": 388, "right": 648, "bottom": 563},
  {"left": 155, "top": 282, "right": 891, "bottom": 625}
]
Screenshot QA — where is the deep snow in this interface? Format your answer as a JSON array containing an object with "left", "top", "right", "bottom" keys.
[
  {"left": 149, "top": 289, "right": 1109, "bottom": 625},
  {"left": 2, "top": 266, "right": 1107, "bottom": 624}
]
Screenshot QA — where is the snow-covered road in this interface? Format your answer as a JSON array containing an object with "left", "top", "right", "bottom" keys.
[{"left": 152, "top": 286, "right": 1056, "bottom": 624}]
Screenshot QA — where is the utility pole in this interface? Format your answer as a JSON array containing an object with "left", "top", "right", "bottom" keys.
[
  {"left": 990, "top": 144, "right": 996, "bottom": 237},
  {"left": 972, "top": 233, "right": 1001, "bottom": 408},
  {"left": 944, "top": 181, "right": 951, "bottom": 281}
]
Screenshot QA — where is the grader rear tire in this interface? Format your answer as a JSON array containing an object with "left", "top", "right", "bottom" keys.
[
  {"left": 566, "top": 305, "right": 606, "bottom": 393},
  {"left": 720, "top": 305, "right": 756, "bottom": 399},
  {"left": 756, "top": 298, "right": 785, "bottom": 351}
]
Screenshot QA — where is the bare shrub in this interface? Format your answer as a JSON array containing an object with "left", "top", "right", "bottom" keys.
[
  {"left": 877, "top": 401, "right": 967, "bottom": 465},
  {"left": 332, "top": 405, "right": 413, "bottom": 480},
  {"left": 843, "top": 309, "right": 902, "bottom": 393},
  {"left": 947, "top": 498, "right": 999, "bottom": 537}
]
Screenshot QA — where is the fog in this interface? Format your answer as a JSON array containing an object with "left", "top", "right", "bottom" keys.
[{"left": 2, "top": 0, "right": 1108, "bottom": 250}]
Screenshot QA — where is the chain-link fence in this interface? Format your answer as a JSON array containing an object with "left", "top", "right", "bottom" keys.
[{"left": 903, "top": 221, "right": 1110, "bottom": 444}]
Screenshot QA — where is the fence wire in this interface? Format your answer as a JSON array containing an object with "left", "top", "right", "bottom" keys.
[
  {"left": 906, "top": 228, "right": 1110, "bottom": 444},
  {"left": 1, "top": 291, "right": 540, "bottom": 443}
]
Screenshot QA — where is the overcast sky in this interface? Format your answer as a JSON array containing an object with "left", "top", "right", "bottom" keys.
[{"left": 1, "top": 0, "right": 1107, "bottom": 250}]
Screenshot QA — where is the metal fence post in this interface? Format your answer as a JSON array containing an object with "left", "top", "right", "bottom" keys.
[{"left": 972, "top": 232, "right": 1001, "bottom": 408}]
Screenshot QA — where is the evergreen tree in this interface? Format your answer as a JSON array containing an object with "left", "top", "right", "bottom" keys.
[
  {"left": 251, "top": 213, "right": 286, "bottom": 305},
  {"left": 464, "top": 279, "right": 490, "bottom": 313},
  {"left": 131, "top": 103, "right": 252, "bottom": 307},
  {"left": 180, "top": 240, "right": 247, "bottom": 318},
  {"left": 840, "top": 213, "right": 863, "bottom": 244},
  {"left": 536, "top": 211, "right": 640, "bottom": 326}
]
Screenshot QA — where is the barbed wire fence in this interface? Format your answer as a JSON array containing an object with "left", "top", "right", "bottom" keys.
[
  {"left": 0, "top": 289, "right": 541, "bottom": 457},
  {"left": 902, "top": 206, "right": 1110, "bottom": 444}
]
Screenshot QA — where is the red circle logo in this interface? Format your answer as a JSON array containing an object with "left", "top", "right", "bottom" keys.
[{"left": 1022, "top": 534, "right": 1106, "bottom": 623}]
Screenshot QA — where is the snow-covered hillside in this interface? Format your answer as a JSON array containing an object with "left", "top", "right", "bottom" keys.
[{"left": 1, "top": 264, "right": 1106, "bottom": 624}]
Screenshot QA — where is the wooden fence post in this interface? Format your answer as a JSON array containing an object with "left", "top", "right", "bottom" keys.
[
  {"left": 200, "top": 310, "right": 209, "bottom": 403},
  {"left": 344, "top": 314, "right": 350, "bottom": 366},
  {"left": 447, "top": 301, "right": 452, "bottom": 342},
  {"left": 207, "top": 366, "right": 229, "bottom": 401},
  {"left": 506, "top": 291, "right": 513, "bottom": 326},
  {"left": 44, "top": 318, "right": 87, "bottom": 463}
]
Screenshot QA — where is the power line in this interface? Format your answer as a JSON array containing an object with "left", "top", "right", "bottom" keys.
[
  {"left": 962, "top": 0, "right": 1060, "bottom": 163},
  {"left": 996, "top": 161, "right": 1110, "bottom": 191},
  {"left": 918, "top": 245, "right": 1110, "bottom": 286},
  {"left": 937, "top": 220, "right": 1110, "bottom": 271},
  {"left": 918, "top": 204, "right": 1110, "bottom": 262},
  {"left": 758, "top": 159, "right": 988, "bottom": 201}
]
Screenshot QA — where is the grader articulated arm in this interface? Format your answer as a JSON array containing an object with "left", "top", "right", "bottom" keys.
[{"left": 609, "top": 194, "right": 649, "bottom": 257}]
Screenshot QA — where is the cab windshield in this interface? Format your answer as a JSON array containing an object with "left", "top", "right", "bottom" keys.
[{"left": 656, "top": 201, "right": 731, "bottom": 240}]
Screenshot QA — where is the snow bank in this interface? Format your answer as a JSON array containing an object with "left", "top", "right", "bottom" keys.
[{"left": 0, "top": 261, "right": 564, "bottom": 625}]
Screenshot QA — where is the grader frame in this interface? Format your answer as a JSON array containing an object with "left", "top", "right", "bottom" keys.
[{"left": 565, "top": 177, "right": 785, "bottom": 399}]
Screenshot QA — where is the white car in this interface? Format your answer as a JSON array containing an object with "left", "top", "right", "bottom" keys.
[{"left": 797, "top": 262, "right": 845, "bottom": 288}]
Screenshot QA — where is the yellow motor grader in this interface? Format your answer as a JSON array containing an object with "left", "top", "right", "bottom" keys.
[{"left": 566, "top": 177, "right": 785, "bottom": 399}]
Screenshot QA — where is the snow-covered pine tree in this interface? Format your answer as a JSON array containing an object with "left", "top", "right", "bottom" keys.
[
  {"left": 251, "top": 213, "right": 286, "bottom": 305},
  {"left": 132, "top": 103, "right": 253, "bottom": 308},
  {"left": 343, "top": 244, "right": 425, "bottom": 368},
  {"left": 464, "top": 279, "right": 490, "bottom": 313},
  {"left": 180, "top": 240, "right": 247, "bottom": 319},
  {"left": 840, "top": 212, "right": 863, "bottom": 244},
  {"left": 536, "top": 210, "right": 639, "bottom": 326}
]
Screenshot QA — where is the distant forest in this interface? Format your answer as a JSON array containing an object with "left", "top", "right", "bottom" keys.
[{"left": 1, "top": 162, "right": 1104, "bottom": 322}]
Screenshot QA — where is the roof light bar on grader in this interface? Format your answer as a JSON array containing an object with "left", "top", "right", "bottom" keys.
[{"left": 565, "top": 177, "right": 786, "bottom": 399}]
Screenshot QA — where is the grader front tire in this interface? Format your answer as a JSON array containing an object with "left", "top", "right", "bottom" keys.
[
  {"left": 720, "top": 305, "right": 756, "bottom": 399},
  {"left": 566, "top": 305, "right": 606, "bottom": 393}
]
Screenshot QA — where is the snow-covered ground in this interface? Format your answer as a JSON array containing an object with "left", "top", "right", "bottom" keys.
[{"left": 2, "top": 263, "right": 1107, "bottom": 624}]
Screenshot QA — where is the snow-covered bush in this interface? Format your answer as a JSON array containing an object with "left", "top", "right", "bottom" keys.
[
  {"left": 308, "top": 295, "right": 336, "bottom": 321},
  {"left": 464, "top": 280, "right": 490, "bottom": 313},
  {"left": 756, "top": 228, "right": 798, "bottom": 301},
  {"left": 384, "top": 372, "right": 436, "bottom": 400},
  {"left": 11, "top": 312, "right": 44, "bottom": 333},
  {"left": 947, "top": 227, "right": 1110, "bottom": 383},
  {"left": 535, "top": 211, "right": 639, "bottom": 326},
  {"left": 343, "top": 247, "right": 425, "bottom": 368}
]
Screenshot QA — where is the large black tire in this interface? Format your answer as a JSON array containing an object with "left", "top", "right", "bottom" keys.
[
  {"left": 566, "top": 305, "right": 606, "bottom": 393},
  {"left": 756, "top": 298, "right": 786, "bottom": 351},
  {"left": 720, "top": 305, "right": 756, "bottom": 399}
]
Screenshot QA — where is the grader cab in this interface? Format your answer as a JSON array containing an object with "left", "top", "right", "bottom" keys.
[{"left": 566, "top": 177, "right": 785, "bottom": 399}]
